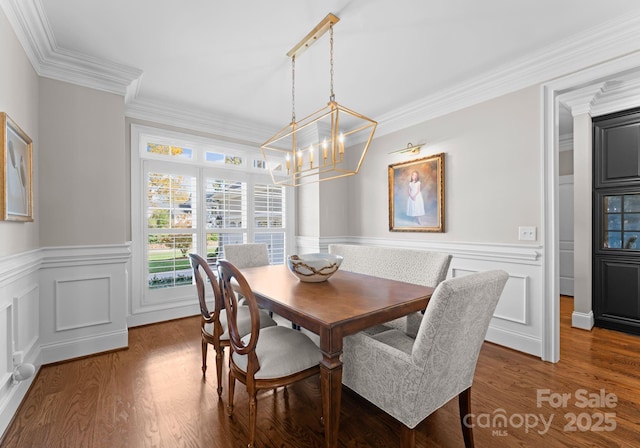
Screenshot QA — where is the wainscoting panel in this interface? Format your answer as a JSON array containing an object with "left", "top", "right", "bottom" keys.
[
  {"left": 13, "top": 284, "right": 39, "bottom": 361},
  {"left": 452, "top": 268, "right": 528, "bottom": 324},
  {"left": 55, "top": 276, "right": 111, "bottom": 331},
  {"left": 39, "top": 244, "right": 130, "bottom": 364},
  {"left": 0, "top": 250, "right": 41, "bottom": 440},
  {"left": 0, "top": 303, "right": 12, "bottom": 401}
]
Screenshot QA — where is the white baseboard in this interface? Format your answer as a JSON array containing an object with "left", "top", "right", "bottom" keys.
[
  {"left": 485, "top": 325, "right": 542, "bottom": 358},
  {"left": 571, "top": 310, "right": 594, "bottom": 330},
  {"left": 127, "top": 304, "right": 199, "bottom": 328},
  {"left": 0, "top": 371, "right": 37, "bottom": 439},
  {"left": 0, "top": 346, "right": 41, "bottom": 438},
  {"left": 40, "top": 329, "right": 128, "bottom": 365}
]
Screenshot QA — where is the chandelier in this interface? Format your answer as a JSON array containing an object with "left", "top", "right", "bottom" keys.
[{"left": 261, "top": 13, "right": 377, "bottom": 187}]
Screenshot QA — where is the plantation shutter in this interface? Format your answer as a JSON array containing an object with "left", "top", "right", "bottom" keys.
[
  {"left": 146, "top": 171, "right": 197, "bottom": 289},
  {"left": 253, "top": 183, "right": 286, "bottom": 264}
]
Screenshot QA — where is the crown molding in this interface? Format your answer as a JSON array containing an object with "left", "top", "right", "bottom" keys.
[
  {"left": 125, "top": 98, "right": 275, "bottom": 144},
  {"left": 0, "top": 0, "right": 142, "bottom": 96},
  {"left": 375, "top": 11, "right": 640, "bottom": 138},
  {"left": 590, "top": 76, "right": 640, "bottom": 117},
  {"left": 4, "top": 0, "right": 640, "bottom": 140},
  {"left": 559, "top": 82, "right": 607, "bottom": 116},
  {"left": 557, "top": 72, "right": 640, "bottom": 119}
]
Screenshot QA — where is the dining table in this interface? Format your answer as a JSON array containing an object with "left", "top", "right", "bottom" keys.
[{"left": 237, "top": 263, "right": 435, "bottom": 448}]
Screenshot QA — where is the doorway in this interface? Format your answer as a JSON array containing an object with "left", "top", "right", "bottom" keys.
[{"left": 544, "top": 55, "right": 640, "bottom": 362}]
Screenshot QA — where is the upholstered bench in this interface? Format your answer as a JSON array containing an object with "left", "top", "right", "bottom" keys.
[{"left": 328, "top": 244, "right": 452, "bottom": 337}]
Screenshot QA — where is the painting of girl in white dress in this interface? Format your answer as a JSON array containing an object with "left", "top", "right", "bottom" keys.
[
  {"left": 406, "top": 170, "right": 426, "bottom": 220},
  {"left": 2, "top": 113, "right": 33, "bottom": 221},
  {"left": 388, "top": 153, "right": 444, "bottom": 232}
]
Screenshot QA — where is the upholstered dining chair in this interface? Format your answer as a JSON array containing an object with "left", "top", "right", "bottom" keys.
[
  {"left": 223, "top": 242, "right": 298, "bottom": 328},
  {"left": 222, "top": 242, "right": 269, "bottom": 309},
  {"left": 189, "top": 253, "right": 277, "bottom": 397},
  {"left": 222, "top": 243, "right": 270, "bottom": 268},
  {"left": 218, "top": 260, "right": 322, "bottom": 448},
  {"left": 341, "top": 270, "right": 509, "bottom": 448}
]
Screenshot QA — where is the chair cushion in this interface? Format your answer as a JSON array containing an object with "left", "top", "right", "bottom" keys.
[
  {"left": 203, "top": 307, "right": 277, "bottom": 340},
  {"left": 232, "top": 326, "right": 322, "bottom": 379}
]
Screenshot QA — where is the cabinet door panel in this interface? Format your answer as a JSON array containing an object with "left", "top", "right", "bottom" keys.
[
  {"left": 595, "top": 258, "right": 640, "bottom": 334},
  {"left": 595, "top": 110, "right": 640, "bottom": 188}
]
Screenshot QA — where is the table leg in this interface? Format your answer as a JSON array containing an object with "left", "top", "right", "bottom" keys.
[{"left": 320, "top": 351, "right": 342, "bottom": 448}]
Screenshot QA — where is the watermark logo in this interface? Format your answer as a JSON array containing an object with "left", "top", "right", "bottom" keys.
[
  {"left": 464, "top": 388, "right": 617, "bottom": 436},
  {"left": 463, "top": 408, "right": 553, "bottom": 436},
  {"left": 537, "top": 388, "right": 617, "bottom": 433}
]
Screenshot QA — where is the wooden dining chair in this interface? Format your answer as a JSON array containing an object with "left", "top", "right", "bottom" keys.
[
  {"left": 223, "top": 242, "right": 298, "bottom": 328},
  {"left": 189, "top": 253, "right": 277, "bottom": 397},
  {"left": 340, "top": 270, "right": 509, "bottom": 448},
  {"left": 217, "top": 260, "right": 322, "bottom": 448}
]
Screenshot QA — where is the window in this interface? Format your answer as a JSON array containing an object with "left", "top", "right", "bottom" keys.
[
  {"left": 254, "top": 183, "right": 285, "bottom": 264},
  {"left": 602, "top": 194, "right": 640, "bottom": 250},
  {"left": 147, "top": 171, "right": 197, "bottom": 289},
  {"left": 131, "top": 125, "right": 293, "bottom": 309}
]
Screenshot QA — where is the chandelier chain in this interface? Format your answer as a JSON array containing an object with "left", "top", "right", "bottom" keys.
[
  {"left": 329, "top": 24, "right": 335, "bottom": 102},
  {"left": 291, "top": 55, "right": 296, "bottom": 123}
]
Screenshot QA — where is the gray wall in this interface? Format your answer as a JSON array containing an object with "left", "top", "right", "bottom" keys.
[
  {"left": 559, "top": 149, "right": 574, "bottom": 176},
  {"left": 0, "top": 8, "right": 39, "bottom": 257},
  {"left": 38, "top": 78, "right": 127, "bottom": 246},
  {"left": 346, "top": 86, "right": 541, "bottom": 244}
]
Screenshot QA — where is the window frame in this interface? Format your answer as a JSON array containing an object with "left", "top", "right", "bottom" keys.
[{"left": 131, "top": 124, "right": 295, "bottom": 312}]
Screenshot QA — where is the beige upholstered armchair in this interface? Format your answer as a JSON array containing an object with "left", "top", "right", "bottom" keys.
[{"left": 341, "top": 270, "right": 509, "bottom": 448}]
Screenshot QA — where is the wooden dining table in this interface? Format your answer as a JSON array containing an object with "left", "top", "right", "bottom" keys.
[{"left": 237, "top": 264, "right": 434, "bottom": 448}]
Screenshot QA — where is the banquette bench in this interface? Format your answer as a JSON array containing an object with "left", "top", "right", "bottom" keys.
[{"left": 328, "top": 244, "right": 452, "bottom": 337}]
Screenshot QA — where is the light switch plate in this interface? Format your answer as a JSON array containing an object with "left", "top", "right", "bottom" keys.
[{"left": 518, "top": 226, "right": 536, "bottom": 241}]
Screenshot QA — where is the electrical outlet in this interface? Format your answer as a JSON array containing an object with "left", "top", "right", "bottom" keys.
[
  {"left": 518, "top": 226, "right": 536, "bottom": 241},
  {"left": 12, "top": 351, "right": 24, "bottom": 366}
]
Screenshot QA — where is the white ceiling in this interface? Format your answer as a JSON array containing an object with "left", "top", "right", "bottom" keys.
[{"left": 8, "top": 0, "right": 640, "bottom": 140}]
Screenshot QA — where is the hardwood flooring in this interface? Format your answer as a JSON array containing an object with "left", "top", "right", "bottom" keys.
[{"left": 1, "top": 296, "right": 639, "bottom": 447}]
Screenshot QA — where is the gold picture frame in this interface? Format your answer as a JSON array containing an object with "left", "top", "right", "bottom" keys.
[
  {"left": 389, "top": 153, "right": 444, "bottom": 232},
  {"left": 1, "top": 113, "right": 33, "bottom": 222}
]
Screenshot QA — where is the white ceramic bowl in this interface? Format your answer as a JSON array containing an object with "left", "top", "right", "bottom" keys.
[{"left": 286, "top": 253, "right": 343, "bottom": 282}]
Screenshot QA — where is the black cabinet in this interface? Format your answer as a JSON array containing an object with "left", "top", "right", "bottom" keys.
[
  {"left": 594, "top": 257, "right": 640, "bottom": 333},
  {"left": 593, "top": 108, "right": 640, "bottom": 335}
]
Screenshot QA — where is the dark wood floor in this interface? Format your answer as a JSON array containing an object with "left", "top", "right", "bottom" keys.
[{"left": 1, "top": 296, "right": 639, "bottom": 447}]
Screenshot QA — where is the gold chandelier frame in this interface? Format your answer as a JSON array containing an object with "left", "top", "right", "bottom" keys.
[{"left": 261, "top": 13, "right": 377, "bottom": 187}]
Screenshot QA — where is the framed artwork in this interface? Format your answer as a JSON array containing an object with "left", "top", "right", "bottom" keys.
[
  {"left": 389, "top": 153, "right": 444, "bottom": 232},
  {"left": 1, "top": 113, "right": 33, "bottom": 222}
]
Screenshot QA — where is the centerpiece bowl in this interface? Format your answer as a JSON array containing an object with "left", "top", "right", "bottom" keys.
[{"left": 286, "top": 253, "right": 343, "bottom": 282}]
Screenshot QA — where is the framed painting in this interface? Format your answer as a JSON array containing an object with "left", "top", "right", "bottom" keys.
[
  {"left": 389, "top": 152, "right": 444, "bottom": 232},
  {"left": 1, "top": 113, "right": 33, "bottom": 222}
]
